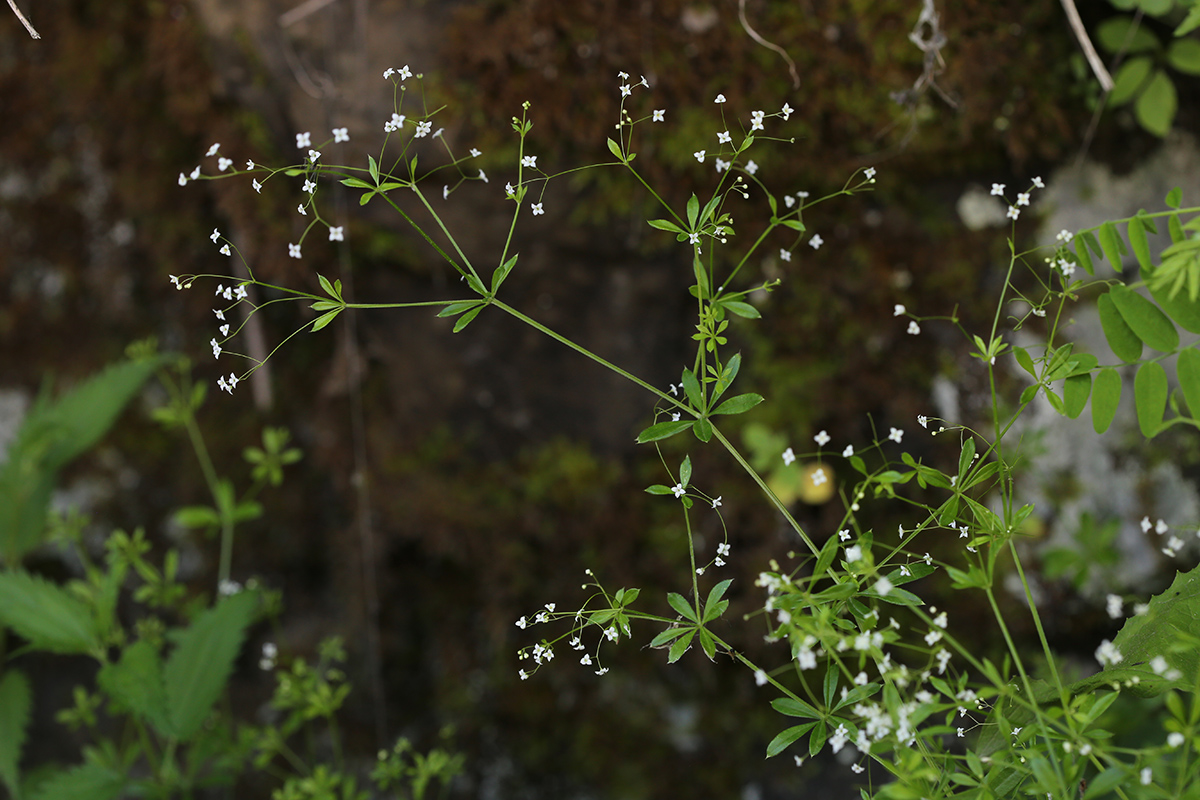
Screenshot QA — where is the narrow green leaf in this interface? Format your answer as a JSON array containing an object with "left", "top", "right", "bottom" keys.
[
  {"left": 491, "top": 253, "right": 518, "bottom": 293},
  {"left": 163, "top": 590, "right": 258, "bottom": 740},
  {"left": 958, "top": 438, "right": 976, "bottom": 481},
  {"left": 1127, "top": 217, "right": 1152, "bottom": 270},
  {"left": 606, "top": 137, "right": 624, "bottom": 161},
  {"left": 174, "top": 506, "right": 220, "bottom": 529},
  {"left": 692, "top": 417, "right": 713, "bottom": 442},
  {"left": 667, "top": 629, "right": 695, "bottom": 663},
  {"left": 1170, "top": 213, "right": 1186, "bottom": 243},
  {"left": 649, "top": 626, "right": 690, "bottom": 648},
  {"left": 703, "top": 579, "right": 733, "bottom": 621},
  {"left": 1098, "top": 221, "right": 1126, "bottom": 270},
  {"left": 698, "top": 627, "right": 716, "bottom": 660},
  {"left": 1134, "top": 361, "right": 1168, "bottom": 437},
  {"left": 1135, "top": 70, "right": 1177, "bottom": 137},
  {"left": 310, "top": 308, "right": 341, "bottom": 332},
  {"left": 721, "top": 300, "right": 761, "bottom": 319},
  {"left": 1177, "top": 347, "right": 1200, "bottom": 417},
  {"left": 340, "top": 177, "right": 374, "bottom": 189},
  {"left": 812, "top": 532, "right": 840, "bottom": 583},
  {"left": 1143, "top": 264, "right": 1200, "bottom": 333},
  {"left": 647, "top": 218, "right": 685, "bottom": 234},
  {"left": 1098, "top": 293, "right": 1143, "bottom": 363},
  {"left": 772, "top": 697, "right": 821, "bottom": 719},
  {"left": 635, "top": 420, "right": 693, "bottom": 443},
  {"left": 1063, "top": 373, "right": 1092, "bottom": 419},
  {"left": 808, "top": 719, "right": 828, "bottom": 757},
  {"left": 1013, "top": 347, "right": 1037, "bottom": 377},
  {"left": 0, "top": 669, "right": 31, "bottom": 799},
  {"left": 692, "top": 252, "right": 710, "bottom": 297},
  {"left": 0, "top": 571, "right": 100, "bottom": 655},
  {"left": 1074, "top": 241, "right": 1095, "bottom": 275},
  {"left": 1110, "top": 284, "right": 1179, "bottom": 352},
  {"left": 1092, "top": 367, "right": 1122, "bottom": 434},
  {"left": 681, "top": 369, "right": 702, "bottom": 409},
  {"left": 452, "top": 305, "right": 484, "bottom": 333},
  {"left": 645, "top": 484, "right": 674, "bottom": 495},
  {"left": 823, "top": 665, "right": 838, "bottom": 707},
  {"left": 686, "top": 194, "right": 699, "bottom": 231},
  {"left": 317, "top": 274, "right": 338, "bottom": 299},
  {"left": 679, "top": 455, "right": 692, "bottom": 488},
  {"left": 667, "top": 592, "right": 698, "bottom": 622},
  {"left": 367, "top": 155, "right": 379, "bottom": 184},
  {"left": 1177, "top": 6, "right": 1200, "bottom": 36},
  {"left": 310, "top": 300, "right": 340, "bottom": 312},
  {"left": 436, "top": 301, "right": 480, "bottom": 318},
  {"left": 358, "top": 190, "right": 375, "bottom": 206},
  {"left": 710, "top": 352, "right": 741, "bottom": 405},
  {"left": 711, "top": 393, "right": 764, "bottom": 416},
  {"left": 765, "top": 723, "right": 815, "bottom": 758}
]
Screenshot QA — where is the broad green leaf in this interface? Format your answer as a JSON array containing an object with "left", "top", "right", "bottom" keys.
[
  {"left": 1167, "top": 39, "right": 1200, "bottom": 75},
  {"left": 1013, "top": 347, "right": 1037, "bottom": 377},
  {"left": 1083, "top": 767, "right": 1127, "bottom": 800},
  {"left": 0, "top": 669, "right": 31, "bottom": 799},
  {"left": 645, "top": 484, "right": 674, "bottom": 495},
  {"left": 1178, "top": 347, "right": 1200, "bottom": 417},
  {"left": 1135, "top": 70, "right": 1177, "bottom": 137},
  {"left": 667, "top": 592, "right": 698, "bottom": 622},
  {"left": 1063, "top": 373, "right": 1092, "bottom": 419},
  {"left": 1110, "top": 284, "right": 1179, "bottom": 352},
  {"left": 711, "top": 393, "right": 764, "bottom": 416},
  {"left": 693, "top": 417, "right": 713, "bottom": 442},
  {"left": 766, "top": 723, "right": 815, "bottom": 758},
  {"left": 163, "top": 590, "right": 258, "bottom": 740},
  {"left": 721, "top": 300, "right": 761, "bottom": 319},
  {"left": 1074, "top": 241, "right": 1095, "bottom": 275},
  {"left": 1178, "top": 5, "right": 1200, "bottom": 36},
  {"left": 808, "top": 719, "right": 828, "bottom": 757},
  {"left": 1097, "top": 17, "right": 1159, "bottom": 54},
  {"left": 0, "top": 571, "right": 100, "bottom": 655},
  {"left": 698, "top": 627, "right": 717, "bottom": 660},
  {"left": 1098, "top": 293, "right": 1143, "bottom": 362},
  {"left": 1127, "top": 217, "right": 1152, "bottom": 270},
  {"left": 1109, "top": 56, "right": 1153, "bottom": 106},
  {"left": 635, "top": 420, "right": 693, "bottom": 443},
  {"left": 681, "top": 369, "right": 702, "bottom": 409},
  {"left": 1134, "top": 361, "right": 1168, "bottom": 437},
  {"left": 1145, "top": 261, "right": 1200, "bottom": 332},
  {"left": 1166, "top": 188, "right": 1182, "bottom": 209},
  {"left": 1092, "top": 367, "right": 1122, "bottom": 433},
  {"left": 606, "top": 137, "right": 624, "bottom": 160},
  {"left": 649, "top": 625, "right": 691, "bottom": 648},
  {"left": 1098, "top": 221, "right": 1127, "bottom": 270},
  {"left": 97, "top": 640, "right": 170, "bottom": 735},
  {"left": 667, "top": 629, "right": 695, "bottom": 663},
  {"left": 26, "top": 763, "right": 123, "bottom": 800},
  {"left": 452, "top": 305, "right": 484, "bottom": 333}
]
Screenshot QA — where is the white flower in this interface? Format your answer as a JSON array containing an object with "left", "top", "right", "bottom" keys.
[
  {"left": 714, "top": 93, "right": 726, "bottom": 103},
  {"left": 888, "top": 427, "right": 903, "bottom": 443},
  {"left": 814, "top": 430, "right": 830, "bottom": 446},
  {"left": 218, "top": 579, "right": 241, "bottom": 595},
  {"left": 303, "top": 180, "right": 316, "bottom": 193},
  {"left": 907, "top": 321, "right": 920, "bottom": 335},
  {"left": 1057, "top": 229, "right": 1073, "bottom": 243},
  {"left": 190, "top": 166, "right": 201, "bottom": 180},
  {"left": 383, "top": 68, "right": 395, "bottom": 79},
  {"left": 874, "top": 577, "right": 893, "bottom": 596},
  {"left": 220, "top": 324, "right": 230, "bottom": 336},
  {"left": 399, "top": 65, "right": 412, "bottom": 80},
  {"left": 522, "top": 155, "right": 538, "bottom": 168},
  {"left": 178, "top": 173, "right": 188, "bottom": 186},
  {"left": 415, "top": 121, "right": 432, "bottom": 137},
  {"left": 842, "top": 444, "right": 854, "bottom": 458},
  {"left": 782, "top": 447, "right": 796, "bottom": 466},
  {"left": 1156, "top": 518, "right": 1169, "bottom": 534},
  {"left": 717, "top": 130, "right": 732, "bottom": 144},
  {"left": 308, "top": 149, "right": 321, "bottom": 163},
  {"left": 519, "top": 669, "right": 529, "bottom": 680},
  {"left": 845, "top": 545, "right": 862, "bottom": 562},
  {"left": 1141, "top": 767, "right": 1152, "bottom": 786},
  {"left": 234, "top": 285, "right": 248, "bottom": 300},
  {"left": 671, "top": 483, "right": 686, "bottom": 498},
  {"left": 1032, "top": 176, "right": 1044, "bottom": 188},
  {"left": 784, "top": 195, "right": 795, "bottom": 208},
  {"left": 470, "top": 147, "right": 482, "bottom": 157},
  {"left": 220, "top": 244, "right": 232, "bottom": 256},
  {"left": 288, "top": 243, "right": 302, "bottom": 259},
  {"left": 1106, "top": 594, "right": 1123, "bottom": 619},
  {"left": 1169, "top": 732, "right": 1185, "bottom": 748},
  {"left": 515, "top": 616, "right": 527, "bottom": 629},
  {"left": 745, "top": 160, "right": 758, "bottom": 175},
  {"left": 780, "top": 102, "right": 793, "bottom": 120},
  {"left": 864, "top": 167, "right": 876, "bottom": 179},
  {"left": 296, "top": 132, "right": 311, "bottom": 149},
  {"left": 384, "top": 113, "right": 405, "bottom": 132},
  {"left": 206, "top": 143, "right": 221, "bottom": 156},
  {"left": 620, "top": 84, "right": 631, "bottom": 97},
  {"left": 1016, "top": 192, "right": 1030, "bottom": 206},
  {"left": 653, "top": 109, "right": 665, "bottom": 122},
  {"left": 1141, "top": 516, "right": 1153, "bottom": 533},
  {"left": 780, "top": 249, "right": 792, "bottom": 262},
  {"left": 990, "top": 183, "right": 1005, "bottom": 196},
  {"left": 808, "top": 234, "right": 823, "bottom": 249},
  {"left": 298, "top": 204, "right": 307, "bottom": 216},
  {"left": 580, "top": 654, "right": 592, "bottom": 665},
  {"left": 755, "top": 669, "right": 768, "bottom": 686},
  {"left": 331, "top": 127, "right": 350, "bottom": 143},
  {"left": 478, "top": 170, "right": 488, "bottom": 183},
  {"left": 210, "top": 228, "right": 221, "bottom": 243},
  {"left": 718, "top": 542, "right": 730, "bottom": 557},
  {"left": 532, "top": 203, "right": 544, "bottom": 216},
  {"left": 252, "top": 178, "right": 262, "bottom": 193},
  {"left": 1095, "top": 639, "right": 1123, "bottom": 666},
  {"left": 712, "top": 496, "right": 722, "bottom": 509},
  {"left": 750, "top": 110, "right": 765, "bottom": 131},
  {"left": 329, "top": 226, "right": 344, "bottom": 241},
  {"left": 894, "top": 304, "right": 906, "bottom": 316},
  {"left": 246, "top": 159, "right": 256, "bottom": 170},
  {"left": 1007, "top": 205, "right": 1020, "bottom": 221},
  {"left": 715, "top": 158, "right": 729, "bottom": 173},
  {"left": 218, "top": 157, "right": 233, "bottom": 172},
  {"left": 694, "top": 150, "right": 706, "bottom": 163}
]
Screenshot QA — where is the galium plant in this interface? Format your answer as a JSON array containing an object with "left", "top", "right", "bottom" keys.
[{"left": 170, "top": 63, "right": 1200, "bottom": 798}]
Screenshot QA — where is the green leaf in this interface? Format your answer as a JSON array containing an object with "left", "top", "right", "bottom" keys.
[
  {"left": 648, "top": 218, "right": 685, "bottom": 234},
  {"left": 679, "top": 455, "right": 692, "bottom": 488},
  {"left": 649, "top": 625, "right": 691, "bottom": 648},
  {"left": 1063, "top": 373, "right": 1092, "bottom": 419},
  {"left": 97, "top": 640, "right": 170, "bottom": 735},
  {"left": 1110, "top": 284, "right": 1179, "bottom": 352},
  {"left": 681, "top": 369, "right": 702, "bottom": 409},
  {"left": 1144, "top": 262, "right": 1200, "bottom": 331},
  {"left": 26, "top": 763, "right": 123, "bottom": 800},
  {"left": 0, "top": 571, "right": 100, "bottom": 655},
  {"left": 1127, "top": 217, "right": 1152, "bottom": 270},
  {"left": 0, "top": 669, "right": 31, "bottom": 799},
  {"left": 606, "top": 137, "right": 624, "bottom": 161},
  {"left": 317, "top": 273, "right": 340, "bottom": 300},
  {"left": 766, "top": 723, "right": 816, "bottom": 758},
  {"left": 808, "top": 719, "right": 828, "bottom": 757},
  {"left": 958, "top": 438, "right": 976, "bottom": 480},
  {"left": 721, "top": 300, "right": 761, "bottom": 319},
  {"left": 711, "top": 393, "right": 764, "bottom": 416},
  {"left": 686, "top": 194, "right": 700, "bottom": 230},
  {"left": 452, "top": 305, "right": 484, "bottom": 333},
  {"left": 667, "top": 629, "right": 695, "bottom": 663},
  {"left": 310, "top": 300, "right": 341, "bottom": 312},
  {"left": 358, "top": 190, "right": 375, "bottom": 206},
  {"left": 667, "top": 592, "right": 698, "bottom": 623},
  {"left": 1092, "top": 368, "right": 1122, "bottom": 433},
  {"left": 1177, "top": 5, "right": 1200, "bottom": 36},
  {"left": 636, "top": 420, "right": 693, "bottom": 443},
  {"left": 340, "top": 177, "right": 373, "bottom": 189},
  {"left": 692, "top": 252, "right": 710, "bottom": 297},
  {"left": 491, "top": 253, "right": 518, "bottom": 293},
  {"left": 1074, "top": 241, "right": 1095, "bottom": 275},
  {"left": 645, "top": 484, "right": 674, "bottom": 495},
  {"left": 163, "top": 590, "right": 258, "bottom": 740},
  {"left": 1134, "top": 361, "right": 1168, "bottom": 437},
  {"left": 1098, "top": 221, "right": 1127, "bottom": 270},
  {"left": 1098, "top": 293, "right": 1143, "bottom": 363},
  {"left": 1109, "top": 56, "right": 1154, "bottom": 106},
  {"left": 710, "top": 352, "right": 742, "bottom": 405},
  {"left": 1013, "top": 347, "right": 1037, "bottom": 377},
  {"left": 771, "top": 697, "right": 821, "bottom": 718},
  {"left": 367, "top": 155, "right": 379, "bottom": 184},
  {"left": 1166, "top": 187, "right": 1183, "bottom": 209},
  {"left": 693, "top": 417, "right": 713, "bottom": 442},
  {"left": 436, "top": 301, "right": 481, "bottom": 319},
  {"left": 310, "top": 308, "right": 341, "bottom": 332},
  {"left": 698, "top": 627, "right": 717, "bottom": 660},
  {"left": 1168, "top": 39, "right": 1200, "bottom": 75},
  {"left": 1178, "top": 347, "right": 1200, "bottom": 417},
  {"left": 812, "top": 531, "right": 840, "bottom": 582},
  {"left": 1097, "top": 17, "right": 1160, "bottom": 54},
  {"left": 1135, "top": 70, "right": 1177, "bottom": 137},
  {"left": 703, "top": 579, "right": 732, "bottom": 622},
  {"left": 1083, "top": 767, "right": 1127, "bottom": 800}
]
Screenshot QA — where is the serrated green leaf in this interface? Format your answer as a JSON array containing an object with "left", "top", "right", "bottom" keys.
[
  {"left": 711, "top": 393, "right": 764, "bottom": 416},
  {"left": 0, "top": 669, "right": 31, "bottom": 799},
  {"left": 163, "top": 590, "right": 258, "bottom": 740},
  {"left": 765, "top": 723, "right": 815, "bottom": 758},
  {"left": 0, "top": 571, "right": 100, "bottom": 655},
  {"left": 667, "top": 592, "right": 698, "bottom": 622},
  {"left": 1177, "top": 347, "right": 1200, "bottom": 417},
  {"left": 635, "top": 420, "right": 693, "bottom": 443},
  {"left": 97, "top": 640, "right": 170, "bottom": 735},
  {"left": 1127, "top": 217, "right": 1152, "bottom": 269},
  {"left": 1110, "top": 284, "right": 1179, "bottom": 352},
  {"left": 1098, "top": 293, "right": 1143, "bottom": 362},
  {"left": 1092, "top": 367, "right": 1122, "bottom": 433},
  {"left": 1063, "top": 373, "right": 1092, "bottom": 419},
  {"left": 310, "top": 308, "right": 341, "bottom": 332},
  {"left": 1134, "top": 361, "right": 1168, "bottom": 437},
  {"left": 1135, "top": 70, "right": 1177, "bottom": 137},
  {"left": 452, "top": 305, "right": 484, "bottom": 333},
  {"left": 26, "top": 763, "right": 123, "bottom": 800}
]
